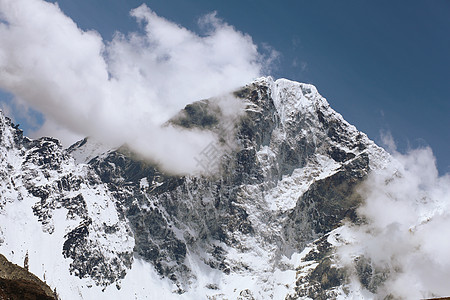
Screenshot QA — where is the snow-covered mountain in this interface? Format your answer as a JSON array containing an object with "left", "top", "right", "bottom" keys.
[{"left": 0, "top": 77, "right": 392, "bottom": 299}]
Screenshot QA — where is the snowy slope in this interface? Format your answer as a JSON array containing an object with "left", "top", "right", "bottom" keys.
[{"left": 0, "top": 113, "right": 135, "bottom": 299}]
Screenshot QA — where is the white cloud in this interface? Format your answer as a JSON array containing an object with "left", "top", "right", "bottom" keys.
[
  {"left": 337, "top": 144, "right": 450, "bottom": 299},
  {"left": 30, "top": 118, "right": 84, "bottom": 148},
  {"left": 0, "top": 101, "right": 14, "bottom": 123},
  {"left": 0, "top": 0, "right": 273, "bottom": 174}
]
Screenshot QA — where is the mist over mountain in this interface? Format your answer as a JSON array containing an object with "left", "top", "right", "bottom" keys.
[
  {"left": 1, "top": 77, "right": 448, "bottom": 299},
  {"left": 0, "top": 0, "right": 276, "bottom": 174},
  {"left": 1, "top": 1, "right": 449, "bottom": 299}
]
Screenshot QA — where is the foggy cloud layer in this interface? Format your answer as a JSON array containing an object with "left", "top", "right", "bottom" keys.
[
  {"left": 0, "top": 0, "right": 274, "bottom": 174},
  {"left": 338, "top": 144, "right": 450, "bottom": 298}
]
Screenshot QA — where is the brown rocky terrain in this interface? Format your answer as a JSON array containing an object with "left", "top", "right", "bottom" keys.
[{"left": 0, "top": 254, "right": 56, "bottom": 300}]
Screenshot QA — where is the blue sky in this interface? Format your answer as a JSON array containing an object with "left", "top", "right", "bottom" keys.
[{"left": 1, "top": 0, "right": 449, "bottom": 174}]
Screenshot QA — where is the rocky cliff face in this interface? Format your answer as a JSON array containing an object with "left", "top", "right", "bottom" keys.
[{"left": 0, "top": 77, "right": 390, "bottom": 299}]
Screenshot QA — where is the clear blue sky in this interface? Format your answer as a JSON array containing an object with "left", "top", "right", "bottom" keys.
[{"left": 2, "top": 0, "right": 449, "bottom": 174}]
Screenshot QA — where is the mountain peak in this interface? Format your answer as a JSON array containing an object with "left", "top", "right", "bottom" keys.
[{"left": 0, "top": 78, "right": 392, "bottom": 299}]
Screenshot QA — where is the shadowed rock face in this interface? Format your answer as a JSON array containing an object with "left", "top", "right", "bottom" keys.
[
  {"left": 283, "top": 153, "right": 369, "bottom": 249},
  {"left": 0, "top": 254, "right": 56, "bottom": 300}
]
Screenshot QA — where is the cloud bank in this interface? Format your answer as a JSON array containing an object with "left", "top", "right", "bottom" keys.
[
  {"left": 0, "top": 0, "right": 273, "bottom": 174},
  {"left": 338, "top": 143, "right": 450, "bottom": 298}
]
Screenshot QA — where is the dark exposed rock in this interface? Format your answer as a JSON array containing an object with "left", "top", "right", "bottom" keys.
[
  {"left": 284, "top": 153, "right": 369, "bottom": 249},
  {"left": 355, "top": 256, "right": 390, "bottom": 294},
  {"left": 328, "top": 146, "right": 356, "bottom": 163},
  {"left": 63, "top": 219, "right": 92, "bottom": 259},
  {"left": 24, "top": 138, "right": 65, "bottom": 170},
  {"left": 170, "top": 100, "right": 220, "bottom": 129},
  {"left": 288, "top": 233, "right": 347, "bottom": 300}
]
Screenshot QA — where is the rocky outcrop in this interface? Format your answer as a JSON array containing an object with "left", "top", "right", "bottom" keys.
[{"left": 0, "top": 254, "right": 56, "bottom": 300}]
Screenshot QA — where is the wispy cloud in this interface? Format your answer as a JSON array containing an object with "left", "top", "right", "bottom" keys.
[{"left": 0, "top": 0, "right": 275, "bottom": 174}]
